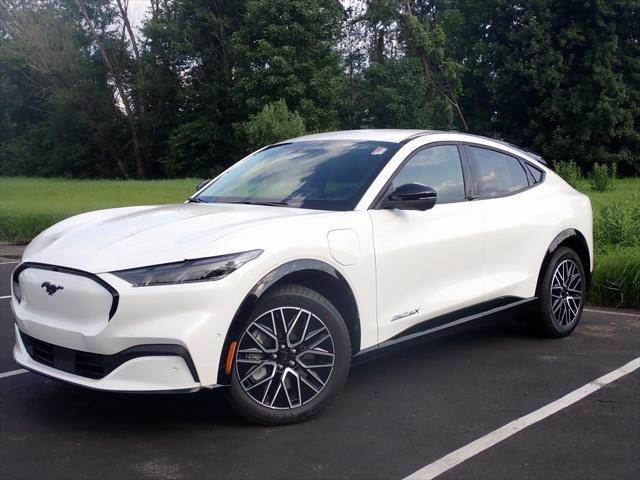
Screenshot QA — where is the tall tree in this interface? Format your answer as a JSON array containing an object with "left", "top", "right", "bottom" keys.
[
  {"left": 73, "top": 0, "right": 154, "bottom": 177},
  {"left": 1, "top": 0, "right": 638, "bottom": 177},
  {"left": 151, "top": 0, "right": 246, "bottom": 176},
  {"left": 232, "top": 0, "right": 344, "bottom": 132},
  {"left": 402, "top": 0, "right": 468, "bottom": 130},
  {"left": 336, "top": 1, "right": 369, "bottom": 128},
  {"left": 486, "top": 0, "right": 640, "bottom": 173},
  {"left": 0, "top": 0, "right": 129, "bottom": 177}
]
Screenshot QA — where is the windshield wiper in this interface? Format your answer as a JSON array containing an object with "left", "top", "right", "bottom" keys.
[
  {"left": 187, "top": 197, "right": 207, "bottom": 203},
  {"left": 231, "top": 200, "right": 290, "bottom": 207}
]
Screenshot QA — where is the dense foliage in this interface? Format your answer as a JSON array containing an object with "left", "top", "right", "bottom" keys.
[{"left": 1, "top": 0, "right": 638, "bottom": 178}]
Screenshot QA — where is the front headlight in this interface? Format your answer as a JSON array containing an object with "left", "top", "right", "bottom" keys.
[{"left": 112, "top": 250, "right": 263, "bottom": 286}]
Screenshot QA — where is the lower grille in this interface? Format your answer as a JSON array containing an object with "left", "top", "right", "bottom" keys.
[
  {"left": 19, "top": 332, "right": 200, "bottom": 382},
  {"left": 22, "top": 334, "right": 105, "bottom": 379},
  {"left": 31, "top": 342, "right": 54, "bottom": 366},
  {"left": 74, "top": 352, "right": 107, "bottom": 379}
]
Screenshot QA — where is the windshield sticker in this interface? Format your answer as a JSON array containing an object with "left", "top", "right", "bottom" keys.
[{"left": 371, "top": 146, "right": 388, "bottom": 155}]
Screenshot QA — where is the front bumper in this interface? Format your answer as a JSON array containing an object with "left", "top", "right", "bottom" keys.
[
  {"left": 11, "top": 261, "right": 258, "bottom": 391},
  {"left": 14, "top": 326, "right": 201, "bottom": 392}
]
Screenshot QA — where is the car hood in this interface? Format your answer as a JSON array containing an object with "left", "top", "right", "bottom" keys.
[{"left": 23, "top": 203, "right": 325, "bottom": 272}]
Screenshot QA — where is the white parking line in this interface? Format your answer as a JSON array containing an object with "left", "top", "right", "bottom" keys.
[
  {"left": 0, "top": 295, "right": 11, "bottom": 300},
  {"left": 404, "top": 357, "right": 640, "bottom": 480},
  {"left": 584, "top": 308, "right": 639, "bottom": 318},
  {"left": 0, "top": 261, "right": 19, "bottom": 265},
  {"left": 0, "top": 369, "right": 28, "bottom": 379}
]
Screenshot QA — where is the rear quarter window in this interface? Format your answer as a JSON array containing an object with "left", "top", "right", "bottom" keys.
[{"left": 526, "top": 163, "right": 544, "bottom": 183}]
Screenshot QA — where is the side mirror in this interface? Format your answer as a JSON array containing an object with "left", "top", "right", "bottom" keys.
[
  {"left": 381, "top": 183, "right": 437, "bottom": 211},
  {"left": 195, "top": 179, "right": 212, "bottom": 191}
]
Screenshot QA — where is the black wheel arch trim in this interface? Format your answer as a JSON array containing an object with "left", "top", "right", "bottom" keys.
[
  {"left": 13, "top": 262, "right": 119, "bottom": 320},
  {"left": 247, "top": 259, "right": 352, "bottom": 300},
  {"left": 541, "top": 228, "right": 591, "bottom": 290},
  {"left": 218, "top": 259, "right": 360, "bottom": 384}
]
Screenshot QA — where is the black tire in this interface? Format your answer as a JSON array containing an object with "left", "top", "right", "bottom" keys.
[
  {"left": 535, "top": 246, "right": 586, "bottom": 338},
  {"left": 228, "top": 284, "right": 351, "bottom": 425}
]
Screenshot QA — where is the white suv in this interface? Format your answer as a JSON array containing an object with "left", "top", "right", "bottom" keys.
[{"left": 12, "top": 130, "right": 593, "bottom": 424}]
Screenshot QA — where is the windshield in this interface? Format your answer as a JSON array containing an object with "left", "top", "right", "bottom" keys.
[{"left": 196, "top": 140, "right": 399, "bottom": 211}]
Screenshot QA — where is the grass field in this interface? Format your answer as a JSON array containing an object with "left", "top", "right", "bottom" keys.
[
  {"left": 0, "top": 177, "right": 196, "bottom": 243},
  {"left": 1, "top": 176, "right": 639, "bottom": 308},
  {"left": 581, "top": 177, "right": 640, "bottom": 309}
]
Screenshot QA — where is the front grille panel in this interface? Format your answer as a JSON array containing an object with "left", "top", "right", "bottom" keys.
[{"left": 13, "top": 263, "right": 120, "bottom": 330}]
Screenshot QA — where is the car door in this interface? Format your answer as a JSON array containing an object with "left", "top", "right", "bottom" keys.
[
  {"left": 369, "top": 143, "right": 486, "bottom": 343},
  {"left": 464, "top": 144, "right": 550, "bottom": 300}
]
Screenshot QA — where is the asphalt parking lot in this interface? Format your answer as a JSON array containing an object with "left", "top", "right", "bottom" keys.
[{"left": 0, "top": 258, "right": 638, "bottom": 480}]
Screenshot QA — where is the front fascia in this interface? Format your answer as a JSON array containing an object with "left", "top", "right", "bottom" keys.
[{"left": 12, "top": 252, "right": 282, "bottom": 388}]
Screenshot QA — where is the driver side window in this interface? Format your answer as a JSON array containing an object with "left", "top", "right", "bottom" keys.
[{"left": 393, "top": 145, "right": 466, "bottom": 204}]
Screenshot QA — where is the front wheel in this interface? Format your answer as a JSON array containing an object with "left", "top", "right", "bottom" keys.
[
  {"left": 228, "top": 284, "right": 351, "bottom": 425},
  {"left": 536, "top": 247, "right": 586, "bottom": 338}
]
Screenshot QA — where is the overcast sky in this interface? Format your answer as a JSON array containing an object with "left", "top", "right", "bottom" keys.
[
  {"left": 126, "top": 0, "right": 357, "bottom": 30},
  {"left": 128, "top": 0, "right": 150, "bottom": 29}
]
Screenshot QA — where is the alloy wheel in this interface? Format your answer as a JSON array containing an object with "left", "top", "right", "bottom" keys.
[
  {"left": 550, "top": 259, "right": 583, "bottom": 327},
  {"left": 235, "top": 307, "right": 335, "bottom": 409}
]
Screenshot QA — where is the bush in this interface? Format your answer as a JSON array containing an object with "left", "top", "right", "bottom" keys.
[
  {"left": 588, "top": 247, "right": 640, "bottom": 309},
  {"left": 554, "top": 161, "right": 582, "bottom": 188},
  {"left": 593, "top": 203, "right": 640, "bottom": 254},
  {"left": 160, "top": 118, "right": 224, "bottom": 178},
  {"left": 590, "top": 163, "right": 617, "bottom": 192},
  {"left": 238, "top": 100, "right": 306, "bottom": 150},
  {"left": 586, "top": 177, "right": 640, "bottom": 308}
]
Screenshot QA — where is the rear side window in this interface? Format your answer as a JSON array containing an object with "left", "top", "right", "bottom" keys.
[
  {"left": 392, "top": 145, "right": 466, "bottom": 204},
  {"left": 467, "top": 146, "right": 529, "bottom": 198},
  {"left": 526, "top": 163, "right": 544, "bottom": 183}
]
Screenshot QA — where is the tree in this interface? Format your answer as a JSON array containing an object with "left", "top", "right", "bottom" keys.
[
  {"left": 238, "top": 99, "right": 306, "bottom": 150},
  {"left": 73, "top": 0, "right": 154, "bottom": 177},
  {"left": 232, "top": 0, "right": 344, "bottom": 132},
  {"left": 402, "top": 0, "right": 468, "bottom": 130},
  {"left": 0, "top": 0, "right": 129, "bottom": 177},
  {"left": 485, "top": 0, "right": 640, "bottom": 173},
  {"left": 361, "top": 57, "right": 454, "bottom": 128},
  {"left": 150, "top": 0, "right": 247, "bottom": 176},
  {"left": 336, "top": 1, "right": 370, "bottom": 129},
  {"left": 1, "top": 0, "right": 638, "bottom": 178}
]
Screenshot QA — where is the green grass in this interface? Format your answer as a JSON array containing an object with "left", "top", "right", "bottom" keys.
[
  {"left": 584, "top": 177, "right": 640, "bottom": 308},
  {"left": 1, "top": 176, "right": 639, "bottom": 308},
  {"left": 0, "top": 177, "right": 197, "bottom": 243},
  {"left": 589, "top": 246, "right": 640, "bottom": 309}
]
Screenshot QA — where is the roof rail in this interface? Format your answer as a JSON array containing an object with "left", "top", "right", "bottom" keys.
[
  {"left": 398, "top": 131, "right": 435, "bottom": 145},
  {"left": 444, "top": 131, "right": 550, "bottom": 167}
]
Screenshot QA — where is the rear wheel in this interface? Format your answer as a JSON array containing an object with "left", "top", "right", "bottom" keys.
[
  {"left": 228, "top": 284, "right": 351, "bottom": 424},
  {"left": 536, "top": 247, "right": 586, "bottom": 337}
]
